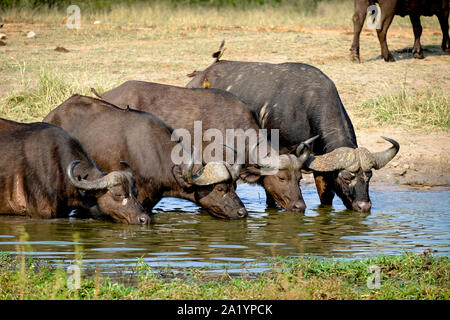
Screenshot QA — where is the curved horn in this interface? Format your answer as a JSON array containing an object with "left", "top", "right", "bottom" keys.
[
  {"left": 372, "top": 136, "right": 400, "bottom": 170},
  {"left": 295, "top": 135, "right": 319, "bottom": 165},
  {"left": 250, "top": 139, "right": 295, "bottom": 170},
  {"left": 224, "top": 162, "right": 243, "bottom": 181},
  {"left": 181, "top": 146, "right": 196, "bottom": 184},
  {"left": 181, "top": 146, "right": 233, "bottom": 185},
  {"left": 67, "top": 160, "right": 120, "bottom": 190},
  {"left": 222, "top": 144, "right": 244, "bottom": 181},
  {"left": 119, "top": 161, "right": 133, "bottom": 174},
  {"left": 307, "top": 147, "right": 357, "bottom": 172},
  {"left": 191, "top": 162, "right": 233, "bottom": 185}
]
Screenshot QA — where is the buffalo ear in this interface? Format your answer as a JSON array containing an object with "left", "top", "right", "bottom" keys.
[
  {"left": 172, "top": 165, "right": 192, "bottom": 189},
  {"left": 239, "top": 166, "right": 262, "bottom": 184},
  {"left": 285, "top": 145, "right": 298, "bottom": 155}
]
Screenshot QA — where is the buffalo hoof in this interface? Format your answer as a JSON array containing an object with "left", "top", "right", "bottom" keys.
[
  {"left": 350, "top": 54, "right": 361, "bottom": 63},
  {"left": 413, "top": 51, "right": 425, "bottom": 59},
  {"left": 349, "top": 49, "right": 361, "bottom": 63},
  {"left": 383, "top": 52, "right": 395, "bottom": 62},
  {"left": 444, "top": 48, "right": 450, "bottom": 53}
]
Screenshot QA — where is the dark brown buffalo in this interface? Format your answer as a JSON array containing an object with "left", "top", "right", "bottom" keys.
[
  {"left": 43, "top": 95, "right": 247, "bottom": 219},
  {"left": 351, "top": 0, "right": 450, "bottom": 62},
  {"left": 93, "top": 81, "right": 316, "bottom": 213},
  {"left": 0, "top": 118, "right": 149, "bottom": 225},
  {"left": 186, "top": 46, "right": 400, "bottom": 212}
]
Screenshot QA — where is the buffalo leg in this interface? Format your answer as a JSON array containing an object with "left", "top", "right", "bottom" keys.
[
  {"left": 313, "top": 173, "right": 335, "bottom": 206},
  {"left": 377, "top": 3, "right": 396, "bottom": 62},
  {"left": 410, "top": 14, "right": 424, "bottom": 59},
  {"left": 350, "top": 0, "right": 369, "bottom": 63},
  {"left": 265, "top": 191, "right": 278, "bottom": 208},
  {"left": 437, "top": 10, "right": 450, "bottom": 52}
]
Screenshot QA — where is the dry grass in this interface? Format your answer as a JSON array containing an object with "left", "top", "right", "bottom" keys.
[{"left": 0, "top": 1, "right": 448, "bottom": 130}]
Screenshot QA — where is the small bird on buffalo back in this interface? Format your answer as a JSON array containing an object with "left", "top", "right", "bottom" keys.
[
  {"left": 203, "top": 78, "right": 211, "bottom": 89},
  {"left": 212, "top": 40, "right": 226, "bottom": 62}
]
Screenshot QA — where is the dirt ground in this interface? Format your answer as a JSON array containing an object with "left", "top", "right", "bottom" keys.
[{"left": 0, "top": 19, "right": 449, "bottom": 187}]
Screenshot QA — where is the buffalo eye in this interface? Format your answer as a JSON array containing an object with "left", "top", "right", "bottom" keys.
[
  {"left": 216, "top": 185, "right": 225, "bottom": 192},
  {"left": 112, "top": 191, "right": 125, "bottom": 200},
  {"left": 278, "top": 176, "right": 285, "bottom": 182},
  {"left": 340, "top": 170, "right": 355, "bottom": 183}
]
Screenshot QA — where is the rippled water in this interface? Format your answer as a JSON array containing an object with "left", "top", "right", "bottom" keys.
[{"left": 0, "top": 184, "right": 448, "bottom": 277}]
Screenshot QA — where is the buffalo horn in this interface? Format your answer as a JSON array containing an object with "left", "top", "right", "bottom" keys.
[
  {"left": 67, "top": 160, "right": 123, "bottom": 190},
  {"left": 371, "top": 136, "right": 400, "bottom": 170},
  {"left": 250, "top": 139, "right": 299, "bottom": 170},
  {"left": 295, "top": 135, "right": 320, "bottom": 165},
  {"left": 181, "top": 147, "right": 235, "bottom": 186},
  {"left": 307, "top": 147, "right": 357, "bottom": 172}
]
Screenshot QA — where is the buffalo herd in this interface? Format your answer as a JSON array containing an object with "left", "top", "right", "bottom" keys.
[
  {"left": 0, "top": 41, "right": 400, "bottom": 224},
  {"left": 5, "top": 0, "right": 449, "bottom": 224},
  {"left": 17, "top": 2, "right": 450, "bottom": 223}
]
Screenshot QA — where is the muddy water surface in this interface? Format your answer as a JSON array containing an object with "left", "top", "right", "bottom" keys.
[{"left": 0, "top": 184, "right": 448, "bottom": 277}]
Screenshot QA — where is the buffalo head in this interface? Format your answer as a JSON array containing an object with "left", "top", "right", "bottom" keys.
[
  {"left": 307, "top": 136, "right": 399, "bottom": 212},
  {"left": 67, "top": 160, "right": 150, "bottom": 225},
  {"left": 240, "top": 136, "right": 318, "bottom": 213},
  {"left": 172, "top": 150, "right": 247, "bottom": 220}
]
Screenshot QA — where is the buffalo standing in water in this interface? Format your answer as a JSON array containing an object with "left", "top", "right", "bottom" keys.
[
  {"left": 94, "top": 81, "right": 317, "bottom": 212},
  {"left": 44, "top": 95, "right": 247, "bottom": 219},
  {"left": 186, "top": 44, "right": 399, "bottom": 212},
  {"left": 0, "top": 118, "right": 149, "bottom": 224}
]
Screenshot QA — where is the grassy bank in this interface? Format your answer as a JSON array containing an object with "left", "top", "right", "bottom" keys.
[
  {"left": 355, "top": 88, "right": 450, "bottom": 131},
  {"left": 2, "top": 69, "right": 449, "bottom": 132},
  {"left": 0, "top": 251, "right": 448, "bottom": 300}
]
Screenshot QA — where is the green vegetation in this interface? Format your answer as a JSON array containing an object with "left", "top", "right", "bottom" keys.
[
  {"left": 1, "top": 69, "right": 114, "bottom": 123},
  {"left": 356, "top": 88, "right": 450, "bottom": 131},
  {"left": 0, "top": 250, "right": 448, "bottom": 300},
  {"left": 3, "top": 69, "right": 448, "bottom": 132}
]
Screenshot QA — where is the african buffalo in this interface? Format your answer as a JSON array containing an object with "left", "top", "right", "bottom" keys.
[
  {"left": 43, "top": 95, "right": 247, "bottom": 219},
  {"left": 350, "top": 0, "right": 450, "bottom": 62},
  {"left": 186, "top": 47, "right": 399, "bottom": 212},
  {"left": 0, "top": 118, "right": 149, "bottom": 225},
  {"left": 93, "top": 81, "right": 317, "bottom": 212}
]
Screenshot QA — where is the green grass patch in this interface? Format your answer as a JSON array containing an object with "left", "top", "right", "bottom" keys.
[
  {"left": 1, "top": 250, "right": 448, "bottom": 300},
  {"left": 356, "top": 89, "right": 450, "bottom": 131},
  {"left": 0, "top": 68, "right": 113, "bottom": 123}
]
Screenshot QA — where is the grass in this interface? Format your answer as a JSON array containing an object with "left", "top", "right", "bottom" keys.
[
  {"left": 0, "top": 67, "right": 116, "bottom": 122},
  {"left": 0, "top": 249, "right": 448, "bottom": 300},
  {"left": 0, "top": 1, "right": 440, "bottom": 29},
  {"left": 2, "top": 68, "right": 448, "bottom": 131},
  {"left": 355, "top": 88, "right": 450, "bottom": 131}
]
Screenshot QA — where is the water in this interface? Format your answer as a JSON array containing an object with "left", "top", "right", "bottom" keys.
[{"left": 0, "top": 184, "right": 448, "bottom": 277}]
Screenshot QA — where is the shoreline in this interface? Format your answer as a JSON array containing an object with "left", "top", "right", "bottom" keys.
[{"left": 0, "top": 251, "right": 448, "bottom": 300}]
